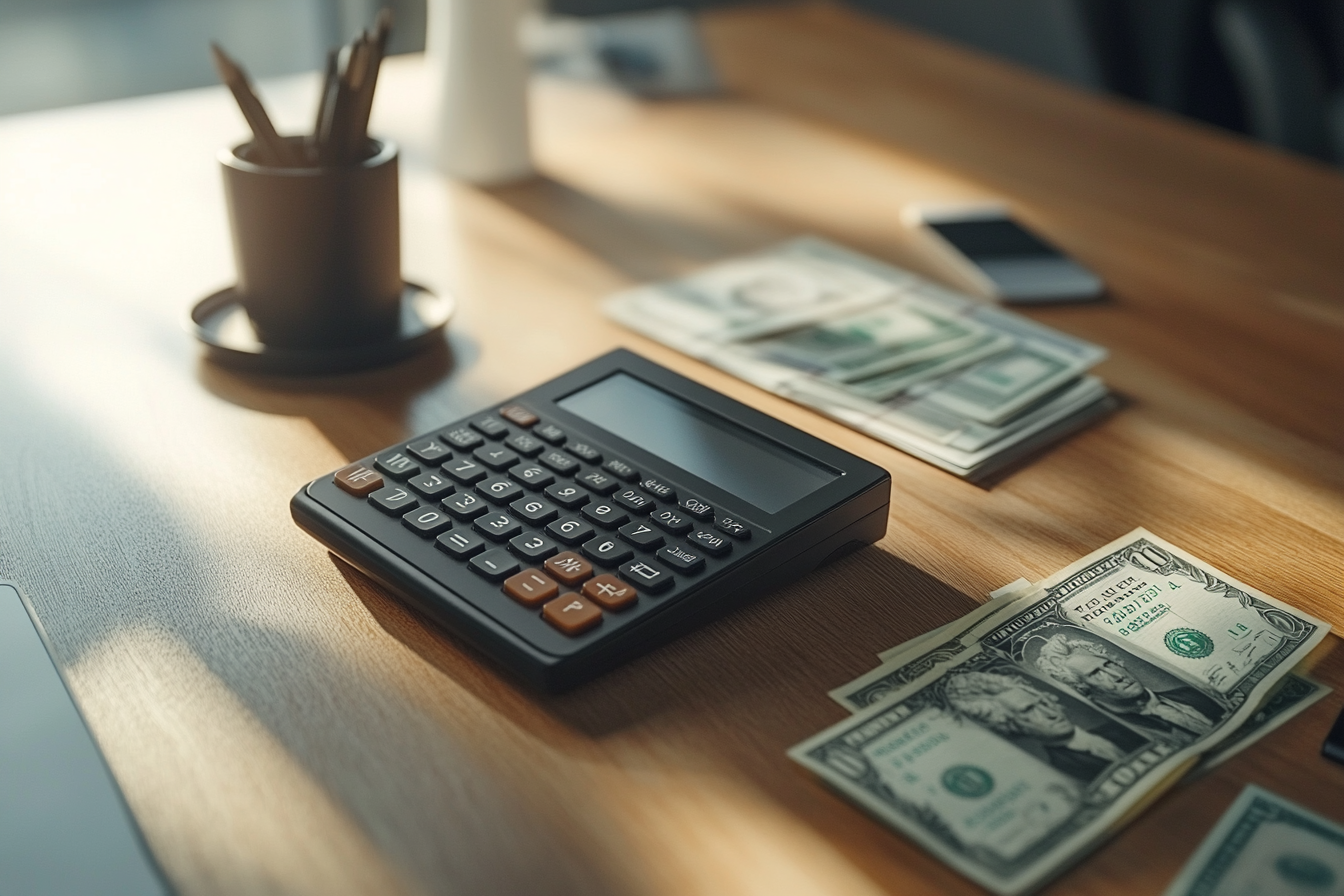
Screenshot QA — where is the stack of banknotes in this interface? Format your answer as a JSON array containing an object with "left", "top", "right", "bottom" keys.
[
  {"left": 603, "top": 237, "right": 1116, "bottom": 480},
  {"left": 790, "top": 529, "right": 1332, "bottom": 895}
]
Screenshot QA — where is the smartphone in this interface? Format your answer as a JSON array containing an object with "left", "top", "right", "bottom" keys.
[{"left": 903, "top": 202, "right": 1104, "bottom": 304}]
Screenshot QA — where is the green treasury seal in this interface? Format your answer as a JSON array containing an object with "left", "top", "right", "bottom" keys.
[
  {"left": 1164, "top": 627, "right": 1215, "bottom": 659},
  {"left": 941, "top": 765, "right": 994, "bottom": 798}
]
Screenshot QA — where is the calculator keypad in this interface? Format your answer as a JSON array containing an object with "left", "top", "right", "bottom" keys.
[{"left": 325, "top": 404, "right": 763, "bottom": 645}]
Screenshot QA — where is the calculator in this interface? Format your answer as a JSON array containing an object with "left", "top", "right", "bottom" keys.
[{"left": 291, "top": 349, "right": 891, "bottom": 691}]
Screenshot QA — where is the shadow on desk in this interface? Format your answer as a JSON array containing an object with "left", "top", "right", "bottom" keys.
[
  {"left": 342, "top": 539, "right": 975, "bottom": 740},
  {"left": 194, "top": 327, "right": 478, "bottom": 462}
]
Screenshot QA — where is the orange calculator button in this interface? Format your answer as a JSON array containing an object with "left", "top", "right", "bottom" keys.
[
  {"left": 543, "top": 551, "right": 593, "bottom": 587},
  {"left": 542, "top": 595, "right": 602, "bottom": 635},
  {"left": 502, "top": 569, "right": 559, "bottom": 607},
  {"left": 334, "top": 463, "right": 384, "bottom": 497},
  {"left": 498, "top": 404, "right": 539, "bottom": 427},
  {"left": 581, "top": 574, "right": 636, "bottom": 611}
]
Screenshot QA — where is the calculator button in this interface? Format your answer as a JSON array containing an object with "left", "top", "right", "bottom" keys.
[
  {"left": 544, "top": 482, "right": 590, "bottom": 509},
  {"left": 499, "top": 404, "right": 539, "bottom": 428},
  {"left": 406, "top": 438, "right": 452, "bottom": 464},
  {"left": 542, "top": 595, "right": 602, "bottom": 636},
  {"left": 509, "top": 464, "right": 554, "bottom": 489},
  {"left": 369, "top": 485, "right": 418, "bottom": 515},
  {"left": 657, "top": 543, "right": 705, "bottom": 574},
  {"left": 476, "top": 477, "right": 524, "bottom": 505},
  {"left": 714, "top": 517, "right": 752, "bottom": 540},
  {"left": 402, "top": 506, "right": 453, "bottom": 537},
  {"left": 577, "top": 470, "right": 620, "bottom": 495},
  {"left": 374, "top": 451, "right": 420, "bottom": 480},
  {"left": 650, "top": 508, "right": 693, "bottom": 534},
  {"left": 510, "top": 497, "right": 559, "bottom": 525},
  {"left": 680, "top": 497, "right": 714, "bottom": 520},
  {"left": 613, "top": 488, "right": 655, "bottom": 514},
  {"left": 618, "top": 559, "right": 674, "bottom": 594},
  {"left": 582, "top": 536, "right": 633, "bottom": 566},
  {"left": 442, "top": 427, "right": 484, "bottom": 450},
  {"left": 502, "top": 569, "right": 559, "bottom": 607},
  {"left": 565, "top": 441, "right": 602, "bottom": 464},
  {"left": 688, "top": 529, "right": 732, "bottom": 557},
  {"left": 546, "top": 517, "right": 595, "bottom": 546},
  {"left": 533, "top": 422, "right": 566, "bottom": 445},
  {"left": 639, "top": 478, "right": 676, "bottom": 502},
  {"left": 473, "top": 445, "right": 519, "bottom": 471},
  {"left": 544, "top": 551, "right": 593, "bottom": 586},
  {"left": 509, "top": 532, "right": 559, "bottom": 561},
  {"left": 505, "top": 433, "right": 545, "bottom": 457},
  {"left": 582, "top": 574, "right": 637, "bottom": 611},
  {"left": 471, "top": 416, "right": 510, "bottom": 439},
  {"left": 474, "top": 513, "right": 522, "bottom": 542},
  {"left": 443, "top": 491, "right": 489, "bottom": 519},
  {"left": 617, "top": 521, "right": 665, "bottom": 550},
  {"left": 539, "top": 450, "right": 580, "bottom": 476},
  {"left": 602, "top": 459, "right": 639, "bottom": 481},
  {"left": 582, "top": 501, "right": 629, "bottom": 529},
  {"left": 443, "top": 457, "right": 488, "bottom": 485},
  {"left": 469, "top": 549, "right": 520, "bottom": 581},
  {"left": 334, "top": 464, "right": 383, "bottom": 497},
  {"left": 436, "top": 529, "right": 485, "bottom": 559},
  {"left": 408, "top": 470, "right": 454, "bottom": 499}
]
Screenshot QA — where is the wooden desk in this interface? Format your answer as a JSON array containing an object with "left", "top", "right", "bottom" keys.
[{"left": 1, "top": 3, "right": 1341, "bottom": 893}]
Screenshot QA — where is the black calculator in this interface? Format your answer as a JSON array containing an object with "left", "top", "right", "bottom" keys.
[{"left": 292, "top": 349, "right": 890, "bottom": 691}]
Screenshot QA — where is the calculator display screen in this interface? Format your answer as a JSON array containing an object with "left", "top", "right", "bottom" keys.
[{"left": 557, "top": 373, "right": 839, "bottom": 513}]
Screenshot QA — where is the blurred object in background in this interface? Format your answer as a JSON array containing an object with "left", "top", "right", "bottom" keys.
[
  {"left": 427, "top": 0, "right": 534, "bottom": 183},
  {"left": 0, "top": 0, "right": 425, "bottom": 117},
  {"left": 0, "top": 0, "right": 1339, "bottom": 168},
  {"left": 853, "top": 0, "right": 1344, "bottom": 167},
  {"left": 1213, "top": 0, "right": 1344, "bottom": 162},
  {"left": 526, "top": 7, "right": 718, "bottom": 97}
]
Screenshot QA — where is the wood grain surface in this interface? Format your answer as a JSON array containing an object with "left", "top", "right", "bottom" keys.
[{"left": 0, "top": 3, "right": 1341, "bottom": 894}]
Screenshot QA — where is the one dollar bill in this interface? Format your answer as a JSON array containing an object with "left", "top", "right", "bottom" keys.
[
  {"left": 794, "top": 530, "right": 1329, "bottom": 894},
  {"left": 1164, "top": 785, "right": 1344, "bottom": 895}
]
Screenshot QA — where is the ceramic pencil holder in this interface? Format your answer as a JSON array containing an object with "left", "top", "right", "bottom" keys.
[{"left": 221, "top": 137, "right": 402, "bottom": 349}]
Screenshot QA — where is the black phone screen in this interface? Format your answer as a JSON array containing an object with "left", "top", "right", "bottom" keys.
[{"left": 929, "top": 218, "right": 1063, "bottom": 261}]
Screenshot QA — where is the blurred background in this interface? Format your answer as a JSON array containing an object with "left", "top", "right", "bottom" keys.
[{"left": 1, "top": 0, "right": 1340, "bottom": 166}]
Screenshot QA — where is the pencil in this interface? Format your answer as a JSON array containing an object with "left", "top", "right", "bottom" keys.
[{"left": 210, "top": 43, "right": 298, "bottom": 167}]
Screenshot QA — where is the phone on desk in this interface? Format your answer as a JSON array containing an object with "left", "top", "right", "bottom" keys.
[{"left": 903, "top": 202, "right": 1104, "bottom": 304}]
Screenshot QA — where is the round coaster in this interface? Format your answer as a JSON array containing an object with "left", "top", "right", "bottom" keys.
[{"left": 190, "top": 283, "right": 453, "bottom": 375}]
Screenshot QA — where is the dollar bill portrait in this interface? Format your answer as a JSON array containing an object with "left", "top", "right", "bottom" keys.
[
  {"left": 943, "top": 671, "right": 1150, "bottom": 784},
  {"left": 1033, "top": 633, "right": 1226, "bottom": 741}
]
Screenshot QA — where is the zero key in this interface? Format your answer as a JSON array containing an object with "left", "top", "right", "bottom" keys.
[{"left": 542, "top": 595, "right": 602, "bottom": 635}]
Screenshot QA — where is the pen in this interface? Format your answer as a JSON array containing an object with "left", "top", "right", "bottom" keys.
[{"left": 210, "top": 43, "right": 298, "bottom": 167}]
